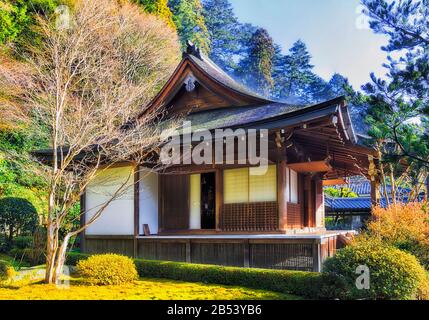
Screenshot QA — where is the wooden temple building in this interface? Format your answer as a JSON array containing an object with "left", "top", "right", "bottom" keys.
[{"left": 77, "top": 44, "right": 379, "bottom": 272}]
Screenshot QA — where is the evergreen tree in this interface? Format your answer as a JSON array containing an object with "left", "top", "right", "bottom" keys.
[
  {"left": 168, "top": 0, "right": 211, "bottom": 54},
  {"left": 238, "top": 28, "right": 275, "bottom": 96},
  {"left": 362, "top": 0, "right": 429, "bottom": 162},
  {"left": 327, "top": 73, "right": 350, "bottom": 98},
  {"left": 305, "top": 75, "right": 332, "bottom": 103},
  {"left": 273, "top": 40, "right": 315, "bottom": 102},
  {"left": 202, "top": 0, "right": 241, "bottom": 73},
  {"left": 133, "top": 0, "right": 175, "bottom": 28},
  {"left": 362, "top": 0, "right": 429, "bottom": 200}
]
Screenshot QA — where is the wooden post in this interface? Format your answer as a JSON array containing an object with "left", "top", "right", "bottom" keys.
[
  {"left": 215, "top": 169, "right": 223, "bottom": 231},
  {"left": 312, "top": 240, "right": 321, "bottom": 272},
  {"left": 185, "top": 240, "right": 191, "bottom": 263},
  {"left": 243, "top": 239, "right": 250, "bottom": 268},
  {"left": 277, "top": 160, "right": 288, "bottom": 231}
]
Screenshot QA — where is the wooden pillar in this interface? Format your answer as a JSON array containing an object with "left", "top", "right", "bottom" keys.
[
  {"left": 185, "top": 240, "right": 191, "bottom": 263},
  {"left": 312, "top": 240, "right": 321, "bottom": 272},
  {"left": 277, "top": 160, "right": 288, "bottom": 231},
  {"left": 243, "top": 240, "right": 250, "bottom": 268},
  {"left": 215, "top": 169, "right": 223, "bottom": 231},
  {"left": 303, "top": 175, "right": 314, "bottom": 228}
]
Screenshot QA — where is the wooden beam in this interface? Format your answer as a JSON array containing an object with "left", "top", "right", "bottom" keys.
[
  {"left": 287, "top": 160, "right": 332, "bottom": 173},
  {"left": 215, "top": 169, "right": 223, "bottom": 231},
  {"left": 323, "top": 178, "right": 347, "bottom": 186}
]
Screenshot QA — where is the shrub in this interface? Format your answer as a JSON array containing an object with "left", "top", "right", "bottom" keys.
[
  {"left": 77, "top": 254, "right": 138, "bottom": 285},
  {"left": 66, "top": 252, "right": 90, "bottom": 266},
  {"left": 13, "top": 236, "right": 33, "bottom": 249},
  {"left": 0, "top": 259, "right": 15, "bottom": 282},
  {"left": 0, "top": 197, "right": 39, "bottom": 246},
  {"left": 9, "top": 247, "right": 45, "bottom": 266},
  {"left": 134, "top": 259, "right": 347, "bottom": 299},
  {"left": 323, "top": 239, "right": 428, "bottom": 300},
  {"left": 368, "top": 203, "right": 429, "bottom": 269}
]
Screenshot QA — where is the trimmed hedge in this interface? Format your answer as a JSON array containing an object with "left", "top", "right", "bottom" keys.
[
  {"left": 134, "top": 259, "right": 347, "bottom": 299},
  {"left": 77, "top": 254, "right": 138, "bottom": 285},
  {"left": 324, "top": 239, "right": 429, "bottom": 300}
]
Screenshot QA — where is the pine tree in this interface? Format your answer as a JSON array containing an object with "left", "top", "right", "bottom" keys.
[
  {"left": 133, "top": 0, "right": 175, "bottom": 28},
  {"left": 201, "top": 0, "right": 241, "bottom": 73},
  {"left": 238, "top": 28, "right": 275, "bottom": 96},
  {"left": 362, "top": 0, "right": 429, "bottom": 200},
  {"left": 273, "top": 40, "right": 315, "bottom": 102},
  {"left": 168, "top": 0, "right": 211, "bottom": 54},
  {"left": 327, "top": 73, "right": 350, "bottom": 98}
]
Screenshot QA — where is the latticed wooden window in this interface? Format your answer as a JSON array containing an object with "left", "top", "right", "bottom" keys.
[
  {"left": 224, "top": 168, "right": 249, "bottom": 204},
  {"left": 224, "top": 166, "right": 277, "bottom": 203},
  {"left": 222, "top": 166, "right": 278, "bottom": 231},
  {"left": 249, "top": 165, "right": 277, "bottom": 202}
]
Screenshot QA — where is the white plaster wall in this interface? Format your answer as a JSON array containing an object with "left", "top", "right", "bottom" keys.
[
  {"left": 139, "top": 168, "right": 159, "bottom": 235},
  {"left": 85, "top": 166, "right": 134, "bottom": 236}
]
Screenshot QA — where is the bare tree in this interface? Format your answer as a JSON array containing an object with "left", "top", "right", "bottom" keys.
[{"left": 0, "top": 0, "right": 180, "bottom": 283}]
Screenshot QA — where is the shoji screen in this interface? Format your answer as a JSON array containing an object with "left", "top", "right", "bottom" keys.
[
  {"left": 224, "top": 166, "right": 277, "bottom": 204},
  {"left": 249, "top": 165, "right": 277, "bottom": 202},
  {"left": 223, "top": 168, "right": 249, "bottom": 204}
]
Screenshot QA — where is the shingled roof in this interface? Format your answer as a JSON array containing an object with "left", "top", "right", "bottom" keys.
[{"left": 184, "top": 43, "right": 272, "bottom": 103}]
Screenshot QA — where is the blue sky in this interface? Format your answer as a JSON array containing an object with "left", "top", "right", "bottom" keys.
[{"left": 229, "top": 0, "right": 388, "bottom": 89}]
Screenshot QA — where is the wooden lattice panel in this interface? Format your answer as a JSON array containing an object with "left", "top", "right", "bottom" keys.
[
  {"left": 221, "top": 202, "right": 278, "bottom": 231},
  {"left": 250, "top": 243, "right": 314, "bottom": 271},
  {"left": 287, "top": 202, "right": 303, "bottom": 228}
]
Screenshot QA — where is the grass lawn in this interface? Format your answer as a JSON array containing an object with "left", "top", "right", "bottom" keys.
[{"left": 0, "top": 267, "right": 301, "bottom": 300}]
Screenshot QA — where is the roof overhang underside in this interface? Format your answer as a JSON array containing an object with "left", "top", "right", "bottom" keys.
[{"left": 178, "top": 97, "right": 376, "bottom": 178}]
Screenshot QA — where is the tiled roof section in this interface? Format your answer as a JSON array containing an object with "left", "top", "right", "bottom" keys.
[
  {"left": 186, "top": 52, "right": 273, "bottom": 103},
  {"left": 325, "top": 195, "right": 424, "bottom": 213},
  {"left": 325, "top": 197, "right": 388, "bottom": 212},
  {"left": 329, "top": 181, "right": 410, "bottom": 196},
  {"left": 185, "top": 102, "right": 308, "bottom": 132}
]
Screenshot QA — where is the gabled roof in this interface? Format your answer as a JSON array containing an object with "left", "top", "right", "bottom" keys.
[{"left": 140, "top": 42, "right": 273, "bottom": 117}]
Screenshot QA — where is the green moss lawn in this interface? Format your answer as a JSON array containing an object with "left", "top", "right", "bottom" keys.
[{"left": 0, "top": 264, "right": 301, "bottom": 300}]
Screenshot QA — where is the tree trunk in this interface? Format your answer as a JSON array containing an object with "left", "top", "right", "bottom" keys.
[
  {"left": 8, "top": 225, "right": 13, "bottom": 244},
  {"left": 45, "top": 222, "right": 57, "bottom": 284},
  {"left": 53, "top": 234, "right": 72, "bottom": 284},
  {"left": 389, "top": 163, "right": 396, "bottom": 205},
  {"left": 45, "top": 189, "right": 58, "bottom": 284},
  {"left": 377, "top": 143, "right": 390, "bottom": 207}
]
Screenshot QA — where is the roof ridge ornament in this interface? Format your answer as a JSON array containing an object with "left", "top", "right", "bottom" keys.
[{"left": 185, "top": 40, "right": 202, "bottom": 59}]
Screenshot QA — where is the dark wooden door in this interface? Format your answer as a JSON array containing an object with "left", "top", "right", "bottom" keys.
[{"left": 160, "top": 174, "right": 190, "bottom": 231}]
